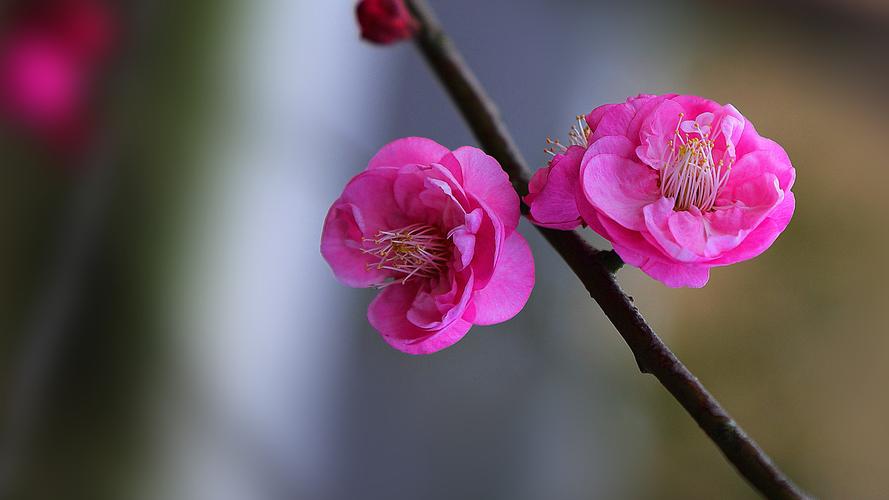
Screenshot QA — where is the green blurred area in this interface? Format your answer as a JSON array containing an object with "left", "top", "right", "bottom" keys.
[{"left": 0, "top": 1, "right": 228, "bottom": 498}]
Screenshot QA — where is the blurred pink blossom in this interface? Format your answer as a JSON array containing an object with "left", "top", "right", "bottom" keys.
[
  {"left": 322, "top": 137, "right": 534, "bottom": 354},
  {"left": 0, "top": 0, "right": 116, "bottom": 151},
  {"left": 527, "top": 94, "right": 796, "bottom": 288}
]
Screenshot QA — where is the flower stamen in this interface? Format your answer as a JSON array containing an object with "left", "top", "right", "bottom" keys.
[
  {"left": 660, "top": 113, "right": 734, "bottom": 212},
  {"left": 362, "top": 223, "right": 450, "bottom": 287},
  {"left": 545, "top": 115, "right": 590, "bottom": 158}
]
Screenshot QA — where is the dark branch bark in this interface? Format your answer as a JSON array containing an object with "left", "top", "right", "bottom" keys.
[{"left": 404, "top": 1, "right": 810, "bottom": 498}]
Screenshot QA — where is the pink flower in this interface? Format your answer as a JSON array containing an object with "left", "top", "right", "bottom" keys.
[
  {"left": 526, "top": 94, "right": 796, "bottom": 288},
  {"left": 321, "top": 137, "right": 535, "bottom": 354},
  {"left": 0, "top": 34, "right": 83, "bottom": 133},
  {"left": 355, "top": 0, "right": 418, "bottom": 45},
  {"left": 0, "top": 0, "right": 116, "bottom": 151}
]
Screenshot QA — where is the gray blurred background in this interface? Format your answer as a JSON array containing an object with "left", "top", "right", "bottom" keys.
[{"left": 2, "top": 0, "right": 889, "bottom": 499}]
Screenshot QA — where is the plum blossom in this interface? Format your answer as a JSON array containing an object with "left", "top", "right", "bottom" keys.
[
  {"left": 355, "top": 0, "right": 418, "bottom": 45},
  {"left": 321, "top": 137, "right": 534, "bottom": 354},
  {"left": 0, "top": 0, "right": 116, "bottom": 151},
  {"left": 526, "top": 94, "right": 796, "bottom": 288}
]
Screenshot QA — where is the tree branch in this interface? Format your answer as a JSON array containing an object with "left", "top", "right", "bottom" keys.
[{"left": 404, "top": 1, "right": 810, "bottom": 498}]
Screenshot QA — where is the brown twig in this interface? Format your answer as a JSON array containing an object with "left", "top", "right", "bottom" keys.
[{"left": 403, "top": 0, "right": 810, "bottom": 498}]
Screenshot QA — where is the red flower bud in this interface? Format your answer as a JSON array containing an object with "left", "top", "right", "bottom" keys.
[{"left": 356, "top": 0, "right": 418, "bottom": 45}]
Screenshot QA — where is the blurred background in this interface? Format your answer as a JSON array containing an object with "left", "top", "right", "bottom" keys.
[{"left": 1, "top": 0, "right": 888, "bottom": 498}]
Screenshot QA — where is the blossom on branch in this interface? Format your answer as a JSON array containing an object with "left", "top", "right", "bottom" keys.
[
  {"left": 322, "top": 137, "right": 535, "bottom": 354},
  {"left": 527, "top": 94, "right": 796, "bottom": 288},
  {"left": 356, "top": 0, "right": 417, "bottom": 45}
]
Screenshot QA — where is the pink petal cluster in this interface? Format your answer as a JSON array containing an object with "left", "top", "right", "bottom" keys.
[
  {"left": 321, "top": 137, "right": 535, "bottom": 354},
  {"left": 527, "top": 94, "right": 796, "bottom": 288},
  {"left": 0, "top": 0, "right": 116, "bottom": 151},
  {"left": 355, "top": 0, "right": 418, "bottom": 45}
]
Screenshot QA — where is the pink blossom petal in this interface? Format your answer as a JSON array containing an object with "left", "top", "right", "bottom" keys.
[
  {"left": 587, "top": 94, "right": 668, "bottom": 142},
  {"left": 468, "top": 198, "right": 505, "bottom": 288},
  {"left": 586, "top": 102, "right": 622, "bottom": 131},
  {"left": 451, "top": 230, "right": 476, "bottom": 270},
  {"left": 367, "top": 283, "right": 428, "bottom": 340},
  {"left": 588, "top": 135, "right": 636, "bottom": 158},
  {"left": 719, "top": 113, "right": 743, "bottom": 157},
  {"left": 680, "top": 112, "right": 714, "bottom": 135},
  {"left": 710, "top": 173, "right": 783, "bottom": 234},
  {"left": 597, "top": 212, "right": 669, "bottom": 264},
  {"left": 527, "top": 165, "right": 581, "bottom": 230},
  {"left": 669, "top": 95, "right": 744, "bottom": 139},
  {"left": 643, "top": 199, "right": 750, "bottom": 262},
  {"left": 734, "top": 119, "right": 791, "bottom": 167},
  {"left": 320, "top": 168, "right": 411, "bottom": 287},
  {"left": 625, "top": 94, "right": 675, "bottom": 141},
  {"left": 393, "top": 164, "right": 469, "bottom": 226},
  {"left": 449, "top": 208, "right": 483, "bottom": 270},
  {"left": 667, "top": 207, "right": 708, "bottom": 256},
  {"left": 391, "top": 319, "right": 473, "bottom": 355},
  {"left": 635, "top": 99, "right": 684, "bottom": 168},
  {"left": 644, "top": 176, "right": 784, "bottom": 263},
  {"left": 367, "top": 136, "right": 450, "bottom": 171},
  {"left": 406, "top": 272, "right": 474, "bottom": 330},
  {"left": 642, "top": 197, "right": 705, "bottom": 262},
  {"left": 526, "top": 146, "right": 585, "bottom": 229},
  {"left": 339, "top": 167, "right": 404, "bottom": 231},
  {"left": 609, "top": 236, "right": 711, "bottom": 288},
  {"left": 674, "top": 97, "right": 745, "bottom": 154},
  {"left": 582, "top": 153, "right": 660, "bottom": 231},
  {"left": 368, "top": 283, "right": 473, "bottom": 355},
  {"left": 390, "top": 168, "right": 427, "bottom": 219},
  {"left": 574, "top": 193, "right": 609, "bottom": 237},
  {"left": 721, "top": 150, "right": 795, "bottom": 202},
  {"left": 443, "top": 146, "right": 520, "bottom": 232},
  {"left": 525, "top": 161, "right": 549, "bottom": 205},
  {"left": 588, "top": 101, "right": 635, "bottom": 142},
  {"left": 640, "top": 259, "right": 711, "bottom": 288},
  {"left": 670, "top": 95, "right": 725, "bottom": 120},
  {"left": 568, "top": 137, "right": 636, "bottom": 234},
  {"left": 320, "top": 203, "right": 388, "bottom": 287},
  {"left": 710, "top": 191, "right": 795, "bottom": 266},
  {"left": 470, "top": 232, "right": 535, "bottom": 325}
]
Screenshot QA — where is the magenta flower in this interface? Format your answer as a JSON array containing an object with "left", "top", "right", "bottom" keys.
[
  {"left": 0, "top": 34, "right": 83, "bottom": 133},
  {"left": 526, "top": 94, "right": 796, "bottom": 288},
  {"left": 355, "top": 0, "right": 418, "bottom": 45},
  {"left": 321, "top": 137, "right": 535, "bottom": 354},
  {"left": 0, "top": 0, "right": 116, "bottom": 152}
]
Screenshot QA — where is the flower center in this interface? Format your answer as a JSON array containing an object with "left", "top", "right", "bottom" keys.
[
  {"left": 363, "top": 223, "right": 450, "bottom": 286},
  {"left": 660, "top": 113, "right": 734, "bottom": 212}
]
